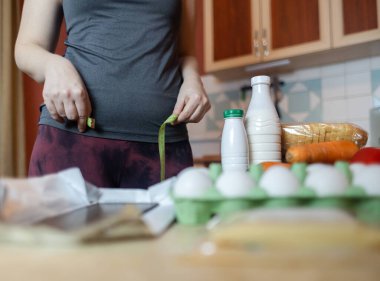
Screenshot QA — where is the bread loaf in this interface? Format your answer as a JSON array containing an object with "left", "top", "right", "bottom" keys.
[{"left": 281, "top": 123, "right": 368, "bottom": 155}]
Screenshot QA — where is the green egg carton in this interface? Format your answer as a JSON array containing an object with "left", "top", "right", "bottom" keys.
[
  {"left": 174, "top": 199, "right": 213, "bottom": 225},
  {"left": 171, "top": 161, "right": 380, "bottom": 225},
  {"left": 355, "top": 198, "right": 380, "bottom": 225}
]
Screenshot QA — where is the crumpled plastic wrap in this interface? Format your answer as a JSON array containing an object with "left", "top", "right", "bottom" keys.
[
  {"left": 0, "top": 168, "right": 176, "bottom": 244},
  {"left": 0, "top": 168, "right": 101, "bottom": 224},
  {"left": 281, "top": 122, "right": 368, "bottom": 155},
  {"left": 0, "top": 167, "right": 175, "bottom": 226}
]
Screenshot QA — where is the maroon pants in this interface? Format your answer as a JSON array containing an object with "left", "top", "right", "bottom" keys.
[{"left": 29, "top": 125, "right": 193, "bottom": 189}]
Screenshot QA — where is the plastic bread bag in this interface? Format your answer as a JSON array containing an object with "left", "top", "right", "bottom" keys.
[{"left": 281, "top": 123, "right": 368, "bottom": 155}]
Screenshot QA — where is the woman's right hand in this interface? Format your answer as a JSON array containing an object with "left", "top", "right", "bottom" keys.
[{"left": 43, "top": 55, "right": 92, "bottom": 133}]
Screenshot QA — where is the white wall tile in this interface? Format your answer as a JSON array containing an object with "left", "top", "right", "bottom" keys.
[
  {"left": 366, "top": 137, "right": 372, "bottom": 147},
  {"left": 368, "top": 107, "right": 380, "bottom": 146},
  {"left": 295, "top": 67, "right": 321, "bottom": 80},
  {"left": 201, "top": 75, "right": 248, "bottom": 94},
  {"left": 346, "top": 95, "right": 373, "bottom": 119},
  {"left": 322, "top": 99, "right": 347, "bottom": 122},
  {"left": 349, "top": 119, "right": 370, "bottom": 132},
  {"left": 321, "top": 63, "right": 344, "bottom": 77},
  {"left": 373, "top": 97, "right": 380, "bottom": 107},
  {"left": 321, "top": 76, "right": 345, "bottom": 99},
  {"left": 345, "top": 72, "right": 371, "bottom": 97},
  {"left": 345, "top": 58, "right": 370, "bottom": 74},
  {"left": 279, "top": 71, "right": 298, "bottom": 83},
  {"left": 370, "top": 56, "right": 380, "bottom": 70}
]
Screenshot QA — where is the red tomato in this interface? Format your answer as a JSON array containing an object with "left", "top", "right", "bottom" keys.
[{"left": 350, "top": 147, "right": 380, "bottom": 164}]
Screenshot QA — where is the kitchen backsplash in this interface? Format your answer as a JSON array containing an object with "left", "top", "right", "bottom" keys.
[{"left": 188, "top": 56, "right": 380, "bottom": 158}]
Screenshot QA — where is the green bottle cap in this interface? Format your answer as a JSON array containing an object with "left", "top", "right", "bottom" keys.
[{"left": 224, "top": 109, "right": 243, "bottom": 118}]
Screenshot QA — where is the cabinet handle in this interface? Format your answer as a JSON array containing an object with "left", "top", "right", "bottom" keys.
[
  {"left": 254, "top": 30, "right": 260, "bottom": 57},
  {"left": 262, "top": 29, "right": 269, "bottom": 57}
]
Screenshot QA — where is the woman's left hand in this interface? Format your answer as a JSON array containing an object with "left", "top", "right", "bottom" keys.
[{"left": 173, "top": 76, "right": 211, "bottom": 124}]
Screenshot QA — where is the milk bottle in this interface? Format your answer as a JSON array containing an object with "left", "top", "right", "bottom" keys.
[
  {"left": 221, "top": 109, "right": 249, "bottom": 172},
  {"left": 246, "top": 76, "right": 281, "bottom": 164}
]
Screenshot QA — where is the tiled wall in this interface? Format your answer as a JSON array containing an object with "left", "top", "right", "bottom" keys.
[{"left": 189, "top": 56, "right": 380, "bottom": 158}]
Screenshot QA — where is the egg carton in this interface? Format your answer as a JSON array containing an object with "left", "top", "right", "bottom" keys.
[{"left": 171, "top": 162, "right": 380, "bottom": 225}]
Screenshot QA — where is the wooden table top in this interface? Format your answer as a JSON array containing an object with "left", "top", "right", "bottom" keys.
[{"left": 0, "top": 224, "right": 380, "bottom": 281}]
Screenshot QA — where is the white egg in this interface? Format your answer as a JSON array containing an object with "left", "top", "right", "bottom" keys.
[
  {"left": 216, "top": 170, "right": 255, "bottom": 198},
  {"left": 350, "top": 163, "right": 367, "bottom": 179},
  {"left": 306, "top": 163, "right": 332, "bottom": 173},
  {"left": 305, "top": 166, "right": 348, "bottom": 196},
  {"left": 174, "top": 167, "right": 212, "bottom": 198},
  {"left": 259, "top": 166, "right": 300, "bottom": 196},
  {"left": 352, "top": 165, "right": 380, "bottom": 195}
]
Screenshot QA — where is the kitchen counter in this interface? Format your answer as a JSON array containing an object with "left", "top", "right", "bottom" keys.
[{"left": 1, "top": 224, "right": 380, "bottom": 281}]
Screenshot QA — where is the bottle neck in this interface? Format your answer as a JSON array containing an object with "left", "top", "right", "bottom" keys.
[
  {"left": 247, "top": 82, "right": 279, "bottom": 120},
  {"left": 252, "top": 83, "right": 270, "bottom": 95},
  {"left": 225, "top": 117, "right": 243, "bottom": 121},
  {"left": 251, "top": 83, "right": 272, "bottom": 107}
]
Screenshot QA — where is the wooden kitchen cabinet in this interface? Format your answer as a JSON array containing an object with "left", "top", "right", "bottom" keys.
[
  {"left": 260, "top": 0, "right": 330, "bottom": 61},
  {"left": 203, "top": 0, "right": 331, "bottom": 72},
  {"left": 203, "top": 0, "right": 380, "bottom": 74},
  {"left": 331, "top": 0, "right": 380, "bottom": 48},
  {"left": 203, "top": 0, "right": 261, "bottom": 72}
]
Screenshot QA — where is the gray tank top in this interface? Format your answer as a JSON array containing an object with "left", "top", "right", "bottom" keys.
[{"left": 39, "top": 0, "right": 188, "bottom": 143}]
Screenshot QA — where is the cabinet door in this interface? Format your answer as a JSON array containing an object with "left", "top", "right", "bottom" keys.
[
  {"left": 261, "top": 0, "right": 331, "bottom": 61},
  {"left": 204, "top": 0, "right": 260, "bottom": 72},
  {"left": 331, "top": 0, "right": 380, "bottom": 47}
]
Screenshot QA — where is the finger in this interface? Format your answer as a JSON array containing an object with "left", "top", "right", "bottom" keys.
[
  {"left": 188, "top": 96, "right": 211, "bottom": 123},
  {"left": 74, "top": 89, "right": 92, "bottom": 133},
  {"left": 45, "top": 100, "right": 64, "bottom": 123},
  {"left": 54, "top": 100, "right": 66, "bottom": 118},
  {"left": 172, "top": 97, "right": 185, "bottom": 117},
  {"left": 171, "top": 97, "right": 186, "bottom": 125},
  {"left": 204, "top": 97, "right": 211, "bottom": 112},
  {"left": 188, "top": 105, "right": 205, "bottom": 123},
  {"left": 76, "top": 107, "right": 88, "bottom": 133},
  {"left": 177, "top": 97, "right": 199, "bottom": 123},
  {"left": 78, "top": 116, "right": 88, "bottom": 132},
  {"left": 64, "top": 100, "right": 79, "bottom": 121}
]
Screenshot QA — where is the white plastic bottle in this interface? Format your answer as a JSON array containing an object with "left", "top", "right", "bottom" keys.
[
  {"left": 370, "top": 107, "right": 380, "bottom": 147},
  {"left": 221, "top": 109, "right": 249, "bottom": 172},
  {"left": 246, "top": 76, "right": 281, "bottom": 164}
]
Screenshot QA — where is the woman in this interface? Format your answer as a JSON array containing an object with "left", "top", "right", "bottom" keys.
[{"left": 15, "top": 0, "right": 210, "bottom": 188}]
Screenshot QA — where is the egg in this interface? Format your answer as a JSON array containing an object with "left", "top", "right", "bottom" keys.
[
  {"left": 306, "top": 163, "right": 332, "bottom": 173},
  {"left": 173, "top": 167, "right": 212, "bottom": 198},
  {"left": 350, "top": 163, "right": 367, "bottom": 178},
  {"left": 305, "top": 166, "right": 348, "bottom": 196},
  {"left": 259, "top": 166, "right": 300, "bottom": 196},
  {"left": 216, "top": 170, "right": 255, "bottom": 197},
  {"left": 352, "top": 164, "right": 380, "bottom": 195}
]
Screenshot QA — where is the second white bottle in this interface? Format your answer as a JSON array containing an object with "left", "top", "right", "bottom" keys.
[{"left": 221, "top": 109, "right": 249, "bottom": 172}]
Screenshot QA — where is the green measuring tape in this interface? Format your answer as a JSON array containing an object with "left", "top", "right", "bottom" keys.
[
  {"left": 87, "top": 117, "right": 95, "bottom": 129},
  {"left": 159, "top": 114, "right": 178, "bottom": 181}
]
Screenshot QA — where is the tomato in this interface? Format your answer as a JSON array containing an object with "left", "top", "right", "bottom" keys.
[{"left": 350, "top": 147, "right": 380, "bottom": 164}]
